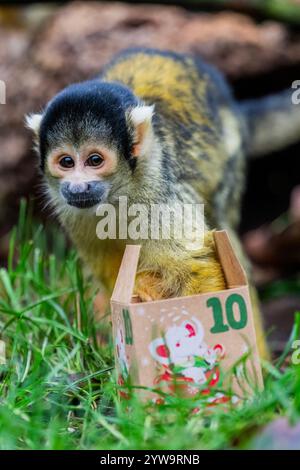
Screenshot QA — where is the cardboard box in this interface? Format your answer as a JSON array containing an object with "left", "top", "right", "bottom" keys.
[{"left": 110, "top": 231, "right": 263, "bottom": 404}]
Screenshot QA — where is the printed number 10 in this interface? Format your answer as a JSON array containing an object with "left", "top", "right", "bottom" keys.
[{"left": 207, "top": 294, "right": 248, "bottom": 333}]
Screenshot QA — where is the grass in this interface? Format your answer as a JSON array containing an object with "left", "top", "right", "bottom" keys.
[{"left": 0, "top": 200, "right": 299, "bottom": 450}]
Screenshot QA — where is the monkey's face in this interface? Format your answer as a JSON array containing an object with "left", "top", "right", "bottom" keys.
[
  {"left": 26, "top": 80, "right": 154, "bottom": 213},
  {"left": 45, "top": 142, "right": 117, "bottom": 209}
]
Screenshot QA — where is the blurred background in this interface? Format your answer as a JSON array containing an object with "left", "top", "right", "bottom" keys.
[{"left": 0, "top": 0, "right": 300, "bottom": 355}]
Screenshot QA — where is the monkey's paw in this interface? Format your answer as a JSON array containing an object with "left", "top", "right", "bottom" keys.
[{"left": 134, "top": 271, "right": 166, "bottom": 302}]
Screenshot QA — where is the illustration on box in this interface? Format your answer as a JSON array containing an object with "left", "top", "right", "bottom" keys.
[
  {"left": 149, "top": 316, "right": 233, "bottom": 404},
  {"left": 115, "top": 314, "right": 237, "bottom": 405}
]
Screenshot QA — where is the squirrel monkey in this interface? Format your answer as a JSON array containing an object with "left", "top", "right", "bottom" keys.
[{"left": 26, "top": 49, "right": 300, "bottom": 357}]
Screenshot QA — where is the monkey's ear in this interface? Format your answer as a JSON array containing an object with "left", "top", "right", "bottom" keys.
[
  {"left": 25, "top": 113, "right": 43, "bottom": 138},
  {"left": 128, "top": 105, "right": 155, "bottom": 157}
]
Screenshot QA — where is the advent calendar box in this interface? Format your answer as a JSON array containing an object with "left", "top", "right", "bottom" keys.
[{"left": 110, "top": 231, "right": 263, "bottom": 404}]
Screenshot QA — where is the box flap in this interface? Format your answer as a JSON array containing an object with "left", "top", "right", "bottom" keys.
[
  {"left": 111, "top": 245, "right": 141, "bottom": 304},
  {"left": 213, "top": 231, "right": 247, "bottom": 288}
]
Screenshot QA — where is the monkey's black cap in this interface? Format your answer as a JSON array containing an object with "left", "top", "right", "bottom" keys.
[{"left": 39, "top": 79, "right": 139, "bottom": 171}]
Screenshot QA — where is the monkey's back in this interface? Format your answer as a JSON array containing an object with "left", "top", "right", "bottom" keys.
[{"left": 102, "top": 49, "right": 246, "bottom": 229}]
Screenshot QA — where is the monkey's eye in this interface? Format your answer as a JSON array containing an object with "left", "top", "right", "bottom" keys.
[
  {"left": 86, "top": 153, "right": 104, "bottom": 167},
  {"left": 59, "top": 156, "right": 75, "bottom": 169}
]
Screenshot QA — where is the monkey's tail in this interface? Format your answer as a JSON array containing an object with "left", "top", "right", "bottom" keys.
[{"left": 239, "top": 88, "right": 300, "bottom": 158}]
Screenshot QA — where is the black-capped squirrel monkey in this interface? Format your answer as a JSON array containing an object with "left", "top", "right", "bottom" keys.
[{"left": 26, "top": 49, "right": 300, "bottom": 357}]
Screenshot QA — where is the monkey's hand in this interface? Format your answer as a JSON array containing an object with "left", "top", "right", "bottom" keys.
[{"left": 134, "top": 271, "right": 167, "bottom": 302}]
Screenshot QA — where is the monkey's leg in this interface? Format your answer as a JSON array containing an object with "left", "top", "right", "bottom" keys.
[
  {"left": 181, "top": 257, "right": 226, "bottom": 296},
  {"left": 180, "top": 231, "right": 226, "bottom": 295}
]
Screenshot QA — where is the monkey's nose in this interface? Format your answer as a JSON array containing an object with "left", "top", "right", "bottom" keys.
[
  {"left": 67, "top": 182, "right": 89, "bottom": 194},
  {"left": 60, "top": 180, "right": 109, "bottom": 208}
]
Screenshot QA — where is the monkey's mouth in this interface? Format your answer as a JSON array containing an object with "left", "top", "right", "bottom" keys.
[
  {"left": 66, "top": 197, "right": 101, "bottom": 209},
  {"left": 60, "top": 180, "right": 110, "bottom": 209}
]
